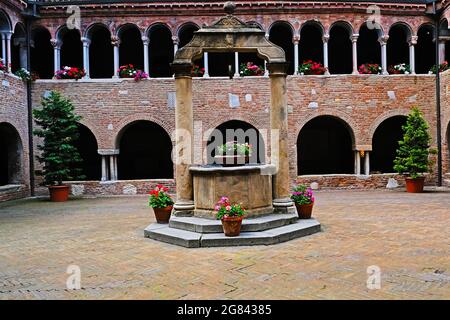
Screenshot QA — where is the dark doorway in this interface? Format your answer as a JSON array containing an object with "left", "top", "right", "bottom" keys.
[
  {"left": 119, "top": 25, "right": 143, "bottom": 70},
  {"left": 11, "top": 23, "right": 26, "bottom": 73},
  {"left": 149, "top": 25, "right": 173, "bottom": 77},
  {"left": 297, "top": 116, "right": 354, "bottom": 174},
  {"left": 72, "top": 124, "right": 101, "bottom": 180},
  {"left": 118, "top": 121, "right": 173, "bottom": 179},
  {"left": 0, "top": 123, "right": 23, "bottom": 186},
  {"left": 269, "top": 22, "right": 294, "bottom": 75},
  {"left": 208, "top": 52, "right": 234, "bottom": 76},
  {"left": 371, "top": 116, "right": 407, "bottom": 173},
  {"left": 207, "top": 120, "right": 265, "bottom": 164},
  {"left": 416, "top": 24, "right": 435, "bottom": 74},
  {"left": 60, "top": 28, "right": 83, "bottom": 69},
  {"left": 299, "top": 23, "right": 323, "bottom": 64},
  {"left": 388, "top": 25, "right": 409, "bottom": 67},
  {"left": 31, "top": 27, "right": 53, "bottom": 79},
  {"left": 357, "top": 24, "right": 381, "bottom": 66},
  {"left": 89, "top": 25, "right": 113, "bottom": 78},
  {"left": 329, "top": 24, "right": 352, "bottom": 74}
]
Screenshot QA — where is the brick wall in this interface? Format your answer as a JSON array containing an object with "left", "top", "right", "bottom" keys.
[{"left": 30, "top": 73, "right": 446, "bottom": 193}]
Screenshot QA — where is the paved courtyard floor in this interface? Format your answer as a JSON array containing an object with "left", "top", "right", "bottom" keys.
[{"left": 0, "top": 189, "right": 449, "bottom": 300}]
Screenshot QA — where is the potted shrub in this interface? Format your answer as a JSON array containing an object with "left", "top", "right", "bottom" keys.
[
  {"left": 388, "top": 63, "right": 411, "bottom": 75},
  {"left": 298, "top": 60, "right": 327, "bottom": 75},
  {"left": 54, "top": 66, "right": 85, "bottom": 80},
  {"left": 191, "top": 64, "right": 205, "bottom": 77},
  {"left": 429, "top": 61, "right": 449, "bottom": 74},
  {"left": 393, "top": 107, "right": 432, "bottom": 193},
  {"left": 14, "top": 68, "right": 39, "bottom": 82},
  {"left": 291, "top": 184, "right": 315, "bottom": 219},
  {"left": 148, "top": 184, "right": 174, "bottom": 223},
  {"left": 215, "top": 196, "right": 246, "bottom": 237},
  {"left": 118, "top": 64, "right": 148, "bottom": 81},
  {"left": 358, "top": 63, "right": 382, "bottom": 74},
  {"left": 239, "top": 62, "right": 264, "bottom": 76},
  {"left": 33, "top": 91, "right": 85, "bottom": 202},
  {"left": 215, "top": 141, "right": 252, "bottom": 166}
]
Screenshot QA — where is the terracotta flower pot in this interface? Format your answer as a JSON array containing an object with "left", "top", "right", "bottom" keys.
[
  {"left": 295, "top": 203, "right": 314, "bottom": 219},
  {"left": 405, "top": 177, "right": 425, "bottom": 193},
  {"left": 48, "top": 185, "right": 70, "bottom": 202},
  {"left": 221, "top": 216, "right": 243, "bottom": 237},
  {"left": 214, "top": 155, "right": 249, "bottom": 167},
  {"left": 153, "top": 205, "right": 173, "bottom": 223}
]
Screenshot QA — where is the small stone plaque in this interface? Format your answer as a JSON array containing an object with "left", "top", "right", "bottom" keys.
[
  {"left": 308, "top": 102, "right": 318, "bottom": 109},
  {"left": 168, "top": 92, "right": 176, "bottom": 109},
  {"left": 229, "top": 93, "right": 240, "bottom": 108},
  {"left": 2, "top": 80, "right": 9, "bottom": 87}
]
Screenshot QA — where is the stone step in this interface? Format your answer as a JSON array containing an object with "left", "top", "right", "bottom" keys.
[
  {"left": 169, "top": 213, "right": 299, "bottom": 233},
  {"left": 144, "top": 218, "right": 321, "bottom": 248}
]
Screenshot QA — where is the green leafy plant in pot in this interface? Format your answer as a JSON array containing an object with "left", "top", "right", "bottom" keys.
[
  {"left": 215, "top": 196, "right": 246, "bottom": 237},
  {"left": 393, "top": 107, "right": 432, "bottom": 193},
  {"left": 148, "top": 184, "right": 174, "bottom": 223},
  {"left": 33, "top": 91, "right": 85, "bottom": 201},
  {"left": 290, "top": 184, "right": 315, "bottom": 219}
]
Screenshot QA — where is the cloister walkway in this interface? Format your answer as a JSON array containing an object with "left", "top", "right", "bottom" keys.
[{"left": 0, "top": 189, "right": 449, "bottom": 299}]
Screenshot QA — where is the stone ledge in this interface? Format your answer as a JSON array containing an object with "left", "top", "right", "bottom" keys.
[{"left": 144, "top": 218, "right": 321, "bottom": 248}]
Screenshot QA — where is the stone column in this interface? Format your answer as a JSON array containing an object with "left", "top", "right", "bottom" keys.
[
  {"left": 323, "top": 34, "right": 330, "bottom": 75},
  {"left": 351, "top": 34, "right": 359, "bottom": 74},
  {"left": 81, "top": 37, "right": 90, "bottom": 79},
  {"left": 267, "top": 62, "right": 294, "bottom": 214},
  {"left": 17, "top": 39, "right": 27, "bottom": 70},
  {"left": 111, "top": 36, "right": 120, "bottom": 78},
  {"left": 1, "top": 33, "right": 6, "bottom": 63},
  {"left": 354, "top": 151, "right": 361, "bottom": 175},
  {"left": 203, "top": 52, "right": 209, "bottom": 77},
  {"left": 142, "top": 36, "right": 150, "bottom": 75},
  {"left": 364, "top": 151, "right": 370, "bottom": 176},
  {"left": 408, "top": 36, "right": 417, "bottom": 75},
  {"left": 98, "top": 149, "right": 119, "bottom": 181},
  {"left": 293, "top": 35, "right": 299, "bottom": 75},
  {"left": 173, "top": 63, "right": 195, "bottom": 216},
  {"left": 439, "top": 39, "right": 446, "bottom": 64},
  {"left": 6, "top": 32, "right": 12, "bottom": 73},
  {"left": 234, "top": 52, "right": 240, "bottom": 77},
  {"left": 50, "top": 38, "right": 61, "bottom": 74},
  {"left": 109, "top": 156, "right": 117, "bottom": 181},
  {"left": 172, "top": 36, "right": 179, "bottom": 55},
  {"left": 101, "top": 155, "right": 108, "bottom": 181},
  {"left": 379, "top": 35, "right": 389, "bottom": 75}
]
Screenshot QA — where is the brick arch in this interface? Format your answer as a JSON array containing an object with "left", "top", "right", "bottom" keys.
[
  {"left": 84, "top": 22, "right": 111, "bottom": 39},
  {"left": 77, "top": 119, "right": 102, "bottom": 149},
  {"left": 268, "top": 20, "right": 295, "bottom": 35},
  {"left": 300, "top": 20, "right": 325, "bottom": 35},
  {"left": 116, "top": 23, "right": 143, "bottom": 38},
  {"left": 357, "top": 21, "right": 385, "bottom": 37},
  {"left": 293, "top": 112, "right": 359, "bottom": 147},
  {"left": 368, "top": 109, "right": 411, "bottom": 142},
  {"left": 388, "top": 21, "right": 413, "bottom": 40},
  {"left": 175, "top": 22, "right": 200, "bottom": 38},
  {"left": 113, "top": 114, "right": 174, "bottom": 149},
  {"left": 205, "top": 115, "right": 267, "bottom": 136},
  {"left": 329, "top": 20, "right": 355, "bottom": 36}
]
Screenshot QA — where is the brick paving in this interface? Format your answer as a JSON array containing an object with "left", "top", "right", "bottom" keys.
[{"left": 0, "top": 189, "right": 449, "bottom": 300}]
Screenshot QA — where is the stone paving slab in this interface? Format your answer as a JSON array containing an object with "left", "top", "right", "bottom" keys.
[{"left": 0, "top": 189, "right": 449, "bottom": 299}]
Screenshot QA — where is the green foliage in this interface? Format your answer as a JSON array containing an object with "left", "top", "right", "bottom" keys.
[
  {"left": 33, "top": 91, "right": 85, "bottom": 186},
  {"left": 393, "top": 107, "right": 431, "bottom": 179},
  {"left": 215, "top": 196, "right": 246, "bottom": 220},
  {"left": 290, "top": 184, "right": 314, "bottom": 205},
  {"left": 148, "top": 184, "right": 174, "bottom": 208}
]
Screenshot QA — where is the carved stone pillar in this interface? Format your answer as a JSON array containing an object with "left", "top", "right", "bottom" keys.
[
  {"left": 81, "top": 37, "right": 91, "bottom": 79},
  {"left": 50, "top": 38, "right": 61, "bottom": 74},
  {"left": 203, "top": 52, "right": 209, "bottom": 77},
  {"left": 351, "top": 34, "right": 359, "bottom": 74},
  {"left": 293, "top": 35, "right": 299, "bottom": 75},
  {"left": 408, "top": 36, "right": 417, "bottom": 75},
  {"left": 323, "top": 34, "right": 330, "bottom": 75},
  {"left": 173, "top": 63, "right": 195, "bottom": 216},
  {"left": 379, "top": 35, "right": 389, "bottom": 75},
  {"left": 111, "top": 36, "right": 120, "bottom": 78},
  {"left": 267, "top": 62, "right": 294, "bottom": 214}
]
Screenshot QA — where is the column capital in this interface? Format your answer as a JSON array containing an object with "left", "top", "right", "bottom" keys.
[
  {"left": 266, "top": 62, "right": 289, "bottom": 76},
  {"left": 350, "top": 33, "right": 359, "bottom": 42},
  {"left": 172, "top": 35, "right": 179, "bottom": 45},
  {"left": 292, "top": 35, "right": 300, "bottom": 44},
  {"left": 50, "top": 38, "right": 61, "bottom": 49},
  {"left": 5, "top": 31, "right": 12, "bottom": 40},
  {"left": 142, "top": 35, "right": 150, "bottom": 45},
  {"left": 265, "top": 33, "right": 269, "bottom": 39},
  {"left": 111, "top": 35, "right": 120, "bottom": 47},
  {"left": 378, "top": 35, "right": 389, "bottom": 45},
  {"left": 408, "top": 35, "right": 418, "bottom": 46},
  {"left": 81, "top": 37, "right": 91, "bottom": 47},
  {"left": 322, "top": 34, "right": 330, "bottom": 43},
  {"left": 172, "top": 62, "right": 193, "bottom": 77}
]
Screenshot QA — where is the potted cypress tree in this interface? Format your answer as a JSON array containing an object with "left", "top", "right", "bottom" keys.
[
  {"left": 33, "top": 91, "right": 84, "bottom": 202},
  {"left": 393, "top": 107, "right": 431, "bottom": 193}
]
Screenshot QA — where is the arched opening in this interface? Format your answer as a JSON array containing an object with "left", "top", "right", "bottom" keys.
[
  {"left": 178, "top": 23, "right": 203, "bottom": 72},
  {"left": 297, "top": 116, "right": 354, "bottom": 175},
  {"left": 31, "top": 27, "right": 53, "bottom": 79},
  {"left": 206, "top": 120, "right": 265, "bottom": 164},
  {"left": 118, "top": 121, "right": 173, "bottom": 180},
  {"left": 0, "top": 10, "right": 12, "bottom": 66},
  {"left": 416, "top": 24, "right": 435, "bottom": 74},
  {"left": 88, "top": 24, "right": 113, "bottom": 78},
  {"left": 388, "top": 24, "right": 410, "bottom": 67},
  {"left": 357, "top": 24, "right": 381, "bottom": 66},
  {"left": 11, "top": 23, "right": 26, "bottom": 73},
  {"left": 329, "top": 24, "right": 352, "bottom": 74},
  {"left": 72, "top": 124, "right": 101, "bottom": 180},
  {"left": 118, "top": 25, "right": 143, "bottom": 70},
  {"left": 371, "top": 116, "right": 407, "bottom": 173},
  {"left": 269, "top": 22, "right": 294, "bottom": 75},
  {"left": 299, "top": 23, "right": 323, "bottom": 64},
  {"left": 149, "top": 24, "right": 173, "bottom": 77},
  {"left": 0, "top": 123, "right": 23, "bottom": 186},
  {"left": 59, "top": 27, "right": 83, "bottom": 69}
]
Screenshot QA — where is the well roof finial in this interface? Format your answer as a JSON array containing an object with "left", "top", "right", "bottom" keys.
[{"left": 224, "top": 1, "right": 236, "bottom": 15}]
